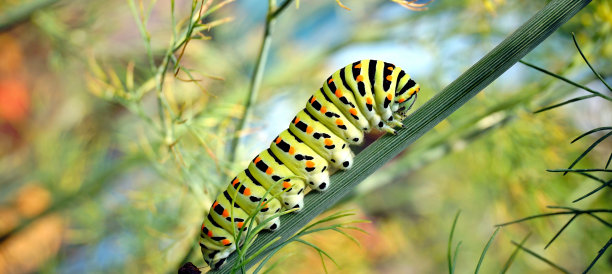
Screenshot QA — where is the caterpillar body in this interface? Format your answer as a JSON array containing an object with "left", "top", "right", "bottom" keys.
[{"left": 199, "top": 59, "right": 420, "bottom": 269}]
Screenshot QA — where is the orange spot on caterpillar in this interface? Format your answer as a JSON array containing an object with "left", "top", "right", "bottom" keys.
[
  {"left": 310, "top": 96, "right": 316, "bottom": 103},
  {"left": 386, "top": 75, "right": 393, "bottom": 81},
  {"left": 275, "top": 137, "right": 281, "bottom": 144},
  {"left": 221, "top": 239, "right": 231, "bottom": 245},
  {"left": 324, "top": 138, "right": 333, "bottom": 146},
  {"left": 328, "top": 78, "right": 334, "bottom": 84},
  {"left": 349, "top": 108, "right": 357, "bottom": 116},
  {"left": 244, "top": 188, "right": 251, "bottom": 196},
  {"left": 387, "top": 94, "right": 393, "bottom": 100},
  {"left": 254, "top": 157, "right": 261, "bottom": 163},
  {"left": 356, "top": 75, "right": 364, "bottom": 82},
  {"left": 335, "top": 119, "right": 344, "bottom": 126},
  {"left": 201, "top": 223, "right": 205, "bottom": 231},
  {"left": 335, "top": 89, "right": 342, "bottom": 97},
  {"left": 305, "top": 161, "right": 315, "bottom": 168},
  {"left": 232, "top": 178, "right": 239, "bottom": 186},
  {"left": 320, "top": 106, "right": 327, "bottom": 114},
  {"left": 294, "top": 117, "right": 300, "bottom": 124},
  {"left": 222, "top": 209, "right": 229, "bottom": 217},
  {"left": 213, "top": 201, "right": 219, "bottom": 207},
  {"left": 266, "top": 167, "right": 273, "bottom": 175},
  {"left": 306, "top": 126, "right": 314, "bottom": 134},
  {"left": 237, "top": 222, "right": 244, "bottom": 228},
  {"left": 207, "top": 230, "right": 213, "bottom": 237},
  {"left": 289, "top": 146, "right": 295, "bottom": 155},
  {"left": 398, "top": 98, "right": 406, "bottom": 103},
  {"left": 387, "top": 66, "right": 394, "bottom": 71},
  {"left": 283, "top": 181, "right": 291, "bottom": 188},
  {"left": 354, "top": 63, "right": 362, "bottom": 69},
  {"left": 366, "top": 97, "right": 373, "bottom": 104}
]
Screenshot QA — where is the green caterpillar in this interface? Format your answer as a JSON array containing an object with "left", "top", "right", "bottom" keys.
[{"left": 199, "top": 59, "right": 420, "bottom": 269}]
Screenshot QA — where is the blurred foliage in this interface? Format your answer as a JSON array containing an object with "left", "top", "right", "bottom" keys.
[{"left": 0, "top": 0, "right": 610, "bottom": 273}]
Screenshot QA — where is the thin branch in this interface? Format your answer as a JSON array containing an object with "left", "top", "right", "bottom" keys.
[
  {"left": 548, "top": 168, "right": 612, "bottom": 173},
  {"left": 500, "top": 233, "right": 531, "bottom": 274},
  {"left": 583, "top": 237, "right": 612, "bottom": 274},
  {"left": 572, "top": 33, "right": 612, "bottom": 93},
  {"left": 496, "top": 207, "right": 612, "bottom": 227},
  {"left": 534, "top": 94, "right": 598, "bottom": 113},
  {"left": 571, "top": 127, "right": 612, "bottom": 143},
  {"left": 510, "top": 241, "right": 571, "bottom": 274},
  {"left": 227, "top": 0, "right": 294, "bottom": 167},
  {"left": 564, "top": 131, "right": 612, "bottom": 174},
  {"left": 573, "top": 179, "right": 612, "bottom": 203},
  {"left": 519, "top": 60, "right": 612, "bottom": 101}
]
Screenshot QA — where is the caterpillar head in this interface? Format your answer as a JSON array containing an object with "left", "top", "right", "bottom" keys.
[{"left": 395, "top": 82, "right": 420, "bottom": 120}]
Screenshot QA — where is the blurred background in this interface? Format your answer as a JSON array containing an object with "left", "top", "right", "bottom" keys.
[{"left": 0, "top": 0, "right": 611, "bottom": 273}]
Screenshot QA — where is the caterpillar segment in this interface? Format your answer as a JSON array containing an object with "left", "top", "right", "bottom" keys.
[
  {"left": 199, "top": 213, "right": 239, "bottom": 269},
  {"left": 226, "top": 171, "right": 282, "bottom": 231},
  {"left": 305, "top": 91, "right": 364, "bottom": 145},
  {"left": 209, "top": 191, "right": 254, "bottom": 234},
  {"left": 200, "top": 59, "right": 420, "bottom": 270},
  {"left": 340, "top": 61, "right": 380, "bottom": 132},
  {"left": 270, "top": 130, "right": 331, "bottom": 191},
  {"left": 247, "top": 149, "right": 306, "bottom": 211},
  {"left": 289, "top": 110, "right": 354, "bottom": 170},
  {"left": 323, "top": 71, "right": 371, "bottom": 133}
]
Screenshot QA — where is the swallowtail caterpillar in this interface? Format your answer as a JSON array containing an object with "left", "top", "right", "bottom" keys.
[{"left": 199, "top": 59, "right": 420, "bottom": 269}]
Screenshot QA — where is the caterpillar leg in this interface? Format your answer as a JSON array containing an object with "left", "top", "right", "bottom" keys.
[{"left": 381, "top": 124, "right": 397, "bottom": 135}]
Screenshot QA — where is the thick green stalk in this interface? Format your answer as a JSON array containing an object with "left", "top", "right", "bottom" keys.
[{"left": 209, "top": 0, "right": 592, "bottom": 272}]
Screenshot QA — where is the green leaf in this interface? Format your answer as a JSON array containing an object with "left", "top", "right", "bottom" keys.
[
  {"left": 584, "top": 237, "right": 612, "bottom": 274},
  {"left": 474, "top": 227, "right": 500, "bottom": 274},
  {"left": 564, "top": 131, "right": 612, "bottom": 174},
  {"left": 509, "top": 240, "right": 571, "bottom": 273},
  {"left": 208, "top": 0, "right": 593, "bottom": 272},
  {"left": 500, "top": 233, "right": 531, "bottom": 274},
  {"left": 448, "top": 211, "right": 461, "bottom": 274}
]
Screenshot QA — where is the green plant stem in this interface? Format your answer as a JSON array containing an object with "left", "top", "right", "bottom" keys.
[
  {"left": 519, "top": 60, "right": 612, "bottom": 101},
  {"left": 208, "top": 0, "right": 593, "bottom": 272},
  {"left": 510, "top": 240, "right": 571, "bottom": 273},
  {"left": 0, "top": 0, "right": 60, "bottom": 31},
  {"left": 584, "top": 237, "right": 612, "bottom": 273},
  {"left": 227, "top": 0, "right": 294, "bottom": 167},
  {"left": 448, "top": 211, "right": 461, "bottom": 274}
]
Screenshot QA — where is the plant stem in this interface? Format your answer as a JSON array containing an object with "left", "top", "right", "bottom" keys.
[
  {"left": 209, "top": 0, "right": 593, "bottom": 272},
  {"left": 227, "top": 0, "right": 294, "bottom": 167}
]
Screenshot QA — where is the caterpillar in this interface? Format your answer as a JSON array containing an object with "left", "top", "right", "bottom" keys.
[{"left": 199, "top": 59, "right": 420, "bottom": 269}]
